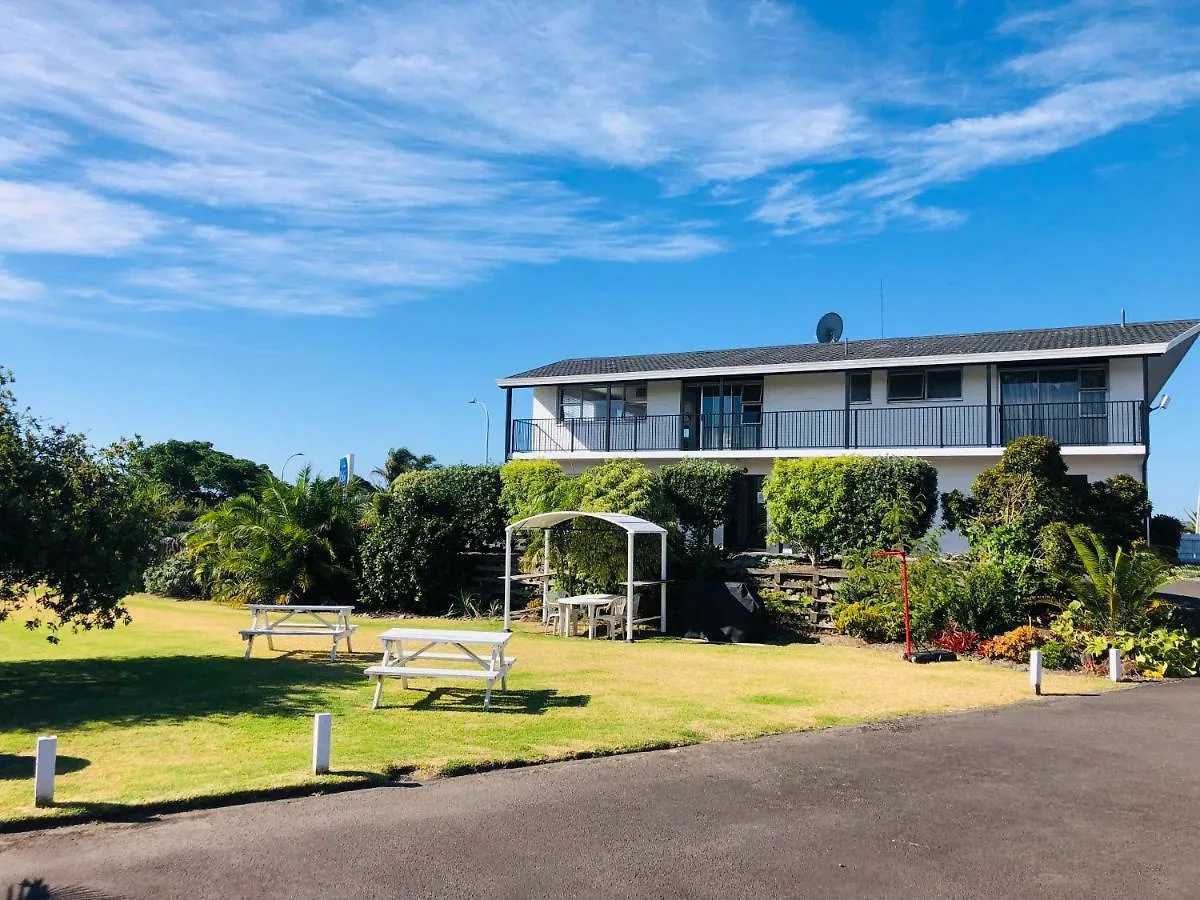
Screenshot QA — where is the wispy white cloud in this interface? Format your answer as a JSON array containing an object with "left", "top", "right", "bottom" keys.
[
  {"left": 0, "top": 0, "right": 1196, "bottom": 319},
  {"left": 0, "top": 263, "right": 44, "bottom": 302},
  {"left": 0, "top": 180, "right": 162, "bottom": 254}
]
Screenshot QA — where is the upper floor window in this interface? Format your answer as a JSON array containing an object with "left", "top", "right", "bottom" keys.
[
  {"left": 559, "top": 382, "right": 647, "bottom": 420},
  {"left": 887, "top": 368, "right": 962, "bottom": 402},
  {"left": 848, "top": 371, "right": 872, "bottom": 404}
]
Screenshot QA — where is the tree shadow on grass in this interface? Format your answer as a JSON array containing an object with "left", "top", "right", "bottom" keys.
[
  {"left": 0, "top": 754, "right": 90, "bottom": 781},
  {"left": 0, "top": 655, "right": 367, "bottom": 732},
  {"left": 4, "top": 877, "right": 129, "bottom": 899},
  {"left": 406, "top": 686, "right": 590, "bottom": 715}
]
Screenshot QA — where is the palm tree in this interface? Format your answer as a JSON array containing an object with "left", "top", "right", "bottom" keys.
[
  {"left": 1066, "top": 525, "right": 1172, "bottom": 637},
  {"left": 372, "top": 447, "right": 437, "bottom": 486},
  {"left": 186, "top": 466, "right": 368, "bottom": 605}
]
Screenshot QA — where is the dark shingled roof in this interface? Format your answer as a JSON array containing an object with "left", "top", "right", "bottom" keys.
[{"left": 501, "top": 319, "right": 1199, "bottom": 382}]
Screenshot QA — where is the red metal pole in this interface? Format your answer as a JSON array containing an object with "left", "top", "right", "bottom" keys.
[
  {"left": 899, "top": 552, "right": 911, "bottom": 662},
  {"left": 873, "top": 549, "right": 912, "bottom": 662}
]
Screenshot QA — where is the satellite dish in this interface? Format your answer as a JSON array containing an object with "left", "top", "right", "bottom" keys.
[{"left": 816, "top": 312, "right": 844, "bottom": 344}]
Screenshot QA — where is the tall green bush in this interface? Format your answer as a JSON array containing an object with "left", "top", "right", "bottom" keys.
[
  {"left": 559, "top": 459, "right": 672, "bottom": 591},
  {"left": 659, "top": 459, "right": 739, "bottom": 545},
  {"left": 500, "top": 459, "right": 569, "bottom": 521},
  {"left": 764, "top": 456, "right": 937, "bottom": 564},
  {"left": 358, "top": 465, "right": 505, "bottom": 614}
]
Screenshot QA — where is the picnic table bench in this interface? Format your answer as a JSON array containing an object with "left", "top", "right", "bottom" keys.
[
  {"left": 240, "top": 605, "right": 357, "bottom": 660},
  {"left": 365, "top": 627, "right": 516, "bottom": 710}
]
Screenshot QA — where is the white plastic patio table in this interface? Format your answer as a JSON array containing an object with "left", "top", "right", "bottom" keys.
[
  {"left": 366, "top": 627, "right": 515, "bottom": 710},
  {"left": 240, "top": 605, "right": 356, "bottom": 660},
  {"left": 558, "top": 594, "right": 621, "bottom": 639}
]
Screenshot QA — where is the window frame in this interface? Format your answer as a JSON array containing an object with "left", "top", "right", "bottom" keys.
[
  {"left": 558, "top": 382, "right": 649, "bottom": 421},
  {"left": 848, "top": 371, "right": 872, "bottom": 404},
  {"left": 886, "top": 367, "right": 963, "bottom": 403}
]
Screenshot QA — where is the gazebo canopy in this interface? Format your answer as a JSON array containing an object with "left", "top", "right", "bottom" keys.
[
  {"left": 502, "top": 510, "right": 668, "bottom": 641},
  {"left": 507, "top": 510, "right": 668, "bottom": 535}
]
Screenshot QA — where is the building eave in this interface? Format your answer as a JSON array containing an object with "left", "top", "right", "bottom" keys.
[{"left": 496, "top": 342, "right": 1175, "bottom": 388}]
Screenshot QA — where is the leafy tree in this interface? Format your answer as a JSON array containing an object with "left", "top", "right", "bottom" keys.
[
  {"left": 942, "top": 436, "right": 1080, "bottom": 555},
  {"left": 659, "top": 459, "right": 739, "bottom": 546},
  {"left": 358, "top": 465, "right": 504, "bottom": 614},
  {"left": 1086, "top": 474, "right": 1150, "bottom": 550},
  {"left": 135, "top": 440, "right": 268, "bottom": 511},
  {"left": 0, "top": 369, "right": 172, "bottom": 638},
  {"left": 186, "top": 465, "right": 368, "bottom": 605},
  {"left": 373, "top": 447, "right": 437, "bottom": 485},
  {"left": 1066, "top": 525, "right": 1172, "bottom": 637},
  {"left": 1149, "top": 514, "right": 1185, "bottom": 557}
]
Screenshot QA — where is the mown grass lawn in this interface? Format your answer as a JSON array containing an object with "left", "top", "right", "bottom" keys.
[{"left": 0, "top": 595, "right": 1117, "bottom": 827}]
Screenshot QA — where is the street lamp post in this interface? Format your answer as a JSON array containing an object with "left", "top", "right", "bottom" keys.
[
  {"left": 280, "top": 452, "right": 305, "bottom": 481},
  {"left": 469, "top": 399, "right": 490, "bottom": 464}
]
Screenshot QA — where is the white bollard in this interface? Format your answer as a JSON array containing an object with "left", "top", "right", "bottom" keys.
[
  {"left": 1029, "top": 649, "right": 1043, "bottom": 696},
  {"left": 312, "top": 713, "right": 332, "bottom": 775},
  {"left": 34, "top": 735, "right": 56, "bottom": 807},
  {"left": 1109, "top": 647, "right": 1122, "bottom": 683}
]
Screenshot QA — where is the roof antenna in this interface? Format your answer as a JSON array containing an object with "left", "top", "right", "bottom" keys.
[
  {"left": 880, "top": 278, "right": 884, "bottom": 338},
  {"left": 1120, "top": 308, "right": 1126, "bottom": 326}
]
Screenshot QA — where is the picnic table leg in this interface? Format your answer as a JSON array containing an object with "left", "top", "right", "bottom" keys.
[
  {"left": 330, "top": 635, "right": 338, "bottom": 661},
  {"left": 496, "top": 646, "right": 508, "bottom": 691},
  {"left": 483, "top": 678, "right": 494, "bottom": 710},
  {"left": 371, "top": 676, "right": 384, "bottom": 710},
  {"left": 243, "top": 635, "right": 254, "bottom": 660}
]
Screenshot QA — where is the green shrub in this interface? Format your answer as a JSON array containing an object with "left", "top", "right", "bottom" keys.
[
  {"left": 555, "top": 460, "right": 673, "bottom": 592},
  {"left": 500, "top": 459, "right": 569, "bottom": 522},
  {"left": 1116, "top": 628, "right": 1200, "bottom": 678},
  {"left": 398, "top": 465, "right": 503, "bottom": 552},
  {"left": 659, "top": 459, "right": 739, "bottom": 543},
  {"left": 1149, "top": 514, "right": 1185, "bottom": 559},
  {"left": 358, "top": 477, "right": 462, "bottom": 614},
  {"left": 142, "top": 554, "right": 201, "bottom": 599},
  {"left": 764, "top": 456, "right": 937, "bottom": 564},
  {"left": 831, "top": 600, "right": 905, "bottom": 643},
  {"left": 1039, "top": 638, "right": 1077, "bottom": 670}
]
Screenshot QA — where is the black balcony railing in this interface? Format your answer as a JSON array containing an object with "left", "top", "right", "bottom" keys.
[{"left": 509, "top": 401, "right": 1145, "bottom": 455}]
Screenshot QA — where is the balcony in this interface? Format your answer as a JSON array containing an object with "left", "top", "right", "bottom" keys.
[{"left": 510, "top": 401, "right": 1145, "bottom": 455}]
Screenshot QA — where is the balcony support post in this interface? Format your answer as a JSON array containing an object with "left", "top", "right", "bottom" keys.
[
  {"left": 605, "top": 384, "right": 613, "bottom": 452},
  {"left": 842, "top": 373, "right": 851, "bottom": 449},
  {"left": 985, "top": 364, "right": 993, "bottom": 447},
  {"left": 503, "top": 388, "right": 513, "bottom": 461}
]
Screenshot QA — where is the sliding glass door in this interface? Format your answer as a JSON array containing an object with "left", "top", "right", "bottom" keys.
[
  {"left": 1000, "top": 366, "right": 1108, "bottom": 445},
  {"left": 682, "top": 380, "right": 763, "bottom": 450}
]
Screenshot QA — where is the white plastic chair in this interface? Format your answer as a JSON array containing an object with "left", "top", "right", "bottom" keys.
[
  {"left": 543, "top": 589, "right": 564, "bottom": 631},
  {"left": 595, "top": 593, "right": 638, "bottom": 640}
]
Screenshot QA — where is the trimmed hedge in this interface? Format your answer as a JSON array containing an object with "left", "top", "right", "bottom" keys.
[
  {"left": 763, "top": 456, "right": 938, "bottom": 562},
  {"left": 659, "top": 459, "right": 739, "bottom": 544},
  {"left": 500, "top": 459, "right": 569, "bottom": 522}
]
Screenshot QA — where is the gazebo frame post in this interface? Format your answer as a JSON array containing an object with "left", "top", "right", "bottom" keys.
[
  {"left": 542, "top": 528, "right": 552, "bottom": 626},
  {"left": 626, "top": 531, "right": 635, "bottom": 643},
  {"left": 660, "top": 531, "right": 668, "bottom": 633},
  {"left": 503, "top": 525, "right": 513, "bottom": 631}
]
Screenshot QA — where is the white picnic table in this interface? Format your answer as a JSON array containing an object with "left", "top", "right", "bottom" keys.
[
  {"left": 240, "top": 605, "right": 356, "bottom": 660},
  {"left": 557, "top": 593, "right": 622, "bottom": 639},
  {"left": 365, "top": 627, "right": 516, "bottom": 711}
]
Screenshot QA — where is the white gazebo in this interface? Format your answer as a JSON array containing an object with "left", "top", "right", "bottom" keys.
[{"left": 502, "top": 511, "right": 668, "bottom": 642}]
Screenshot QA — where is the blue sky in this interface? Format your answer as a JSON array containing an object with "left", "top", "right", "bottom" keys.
[{"left": 1, "top": 0, "right": 1198, "bottom": 516}]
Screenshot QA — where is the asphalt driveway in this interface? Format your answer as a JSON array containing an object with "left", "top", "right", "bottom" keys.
[{"left": 2, "top": 680, "right": 1198, "bottom": 899}]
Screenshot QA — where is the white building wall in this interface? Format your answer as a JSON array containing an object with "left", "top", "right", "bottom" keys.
[{"left": 647, "top": 380, "right": 681, "bottom": 416}]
